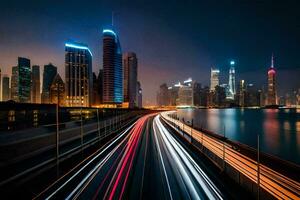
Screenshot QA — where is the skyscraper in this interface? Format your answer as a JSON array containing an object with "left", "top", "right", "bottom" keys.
[
  {"left": 239, "top": 80, "right": 246, "bottom": 107},
  {"left": 42, "top": 63, "right": 57, "bottom": 103},
  {"left": 11, "top": 66, "right": 18, "bottom": 101},
  {"left": 227, "top": 60, "right": 236, "bottom": 100},
  {"left": 210, "top": 68, "right": 220, "bottom": 91},
  {"left": 31, "top": 65, "right": 40, "bottom": 103},
  {"left": 178, "top": 79, "right": 194, "bottom": 106},
  {"left": 136, "top": 81, "right": 142, "bottom": 108},
  {"left": 65, "top": 42, "right": 93, "bottom": 107},
  {"left": 98, "top": 69, "right": 104, "bottom": 104},
  {"left": 50, "top": 73, "right": 65, "bottom": 106},
  {"left": 267, "top": 55, "right": 277, "bottom": 105},
  {"left": 92, "top": 72, "right": 100, "bottom": 106},
  {"left": 123, "top": 52, "right": 137, "bottom": 108},
  {"left": 103, "top": 29, "right": 123, "bottom": 105},
  {"left": 2, "top": 76, "right": 10, "bottom": 101},
  {"left": 157, "top": 83, "right": 170, "bottom": 106},
  {"left": 18, "top": 57, "right": 31, "bottom": 103}
]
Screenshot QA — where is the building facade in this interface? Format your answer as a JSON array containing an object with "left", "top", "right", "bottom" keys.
[
  {"left": 2, "top": 76, "right": 10, "bottom": 101},
  {"left": 92, "top": 72, "right": 100, "bottom": 106},
  {"left": 227, "top": 61, "right": 236, "bottom": 100},
  {"left": 267, "top": 55, "right": 277, "bottom": 105},
  {"left": 239, "top": 80, "right": 246, "bottom": 107},
  {"left": 42, "top": 63, "right": 57, "bottom": 104},
  {"left": 136, "top": 81, "right": 142, "bottom": 108},
  {"left": 103, "top": 29, "right": 123, "bottom": 105},
  {"left": 50, "top": 73, "right": 65, "bottom": 106},
  {"left": 65, "top": 42, "right": 93, "bottom": 107},
  {"left": 31, "top": 65, "right": 41, "bottom": 103},
  {"left": 157, "top": 83, "right": 170, "bottom": 106},
  {"left": 210, "top": 68, "right": 220, "bottom": 91},
  {"left": 123, "top": 52, "right": 138, "bottom": 108},
  {"left": 18, "top": 57, "right": 31, "bottom": 103},
  {"left": 98, "top": 69, "right": 104, "bottom": 104},
  {"left": 11, "top": 66, "right": 18, "bottom": 101}
]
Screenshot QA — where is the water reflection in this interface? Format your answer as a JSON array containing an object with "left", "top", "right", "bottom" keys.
[
  {"left": 263, "top": 110, "right": 280, "bottom": 155},
  {"left": 177, "top": 108, "right": 300, "bottom": 165}
]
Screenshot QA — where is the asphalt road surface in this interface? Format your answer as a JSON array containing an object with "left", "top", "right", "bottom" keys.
[{"left": 35, "top": 114, "right": 224, "bottom": 200}]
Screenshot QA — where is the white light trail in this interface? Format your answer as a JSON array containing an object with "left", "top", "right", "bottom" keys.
[{"left": 153, "top": 115, "right": 223, "bottom": 200}]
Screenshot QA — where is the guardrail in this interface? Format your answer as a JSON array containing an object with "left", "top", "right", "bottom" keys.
[{"left": 161, "top": 111, "right": 300, "bottom": 200}]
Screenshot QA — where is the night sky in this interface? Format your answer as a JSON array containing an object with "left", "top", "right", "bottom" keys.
[{"left": 1, "top": 0, "right": 299, "bottom": 105}]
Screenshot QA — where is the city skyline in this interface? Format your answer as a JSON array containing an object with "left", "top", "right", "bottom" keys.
[
  {"left": 0, "top": 1, "right": 300, "bottom": 105},
  {"left": 0, "top": 1, "right": 299, "bottom": 199}
]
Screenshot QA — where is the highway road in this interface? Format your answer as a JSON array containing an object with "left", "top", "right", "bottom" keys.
[{"left": 35, "top": 113, "right": 224, "bottom": 200}]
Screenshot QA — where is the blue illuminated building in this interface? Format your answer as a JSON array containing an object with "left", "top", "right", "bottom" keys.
[
  {"left": 65, "top": 41, "right": 93, "bottom": 107},
  {"left": 102, "top": 29, "right": 123, "bottom": 104}
]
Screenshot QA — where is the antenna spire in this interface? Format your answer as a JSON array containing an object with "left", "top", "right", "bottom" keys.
[{"left": 271, "top": 53, "right": 274, "bottom": 68}]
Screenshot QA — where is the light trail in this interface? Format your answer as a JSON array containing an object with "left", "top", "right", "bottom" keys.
[
  {"left": 153, "top": 119, "right": 174, "bottom": 200},
  {"left": 153, "top": 115, "right": 223, "bottom": 200},
  {"left": 43, "top": 122, "right": 137, "bottom": 200},
  {"left": 161, "top": 111, "right": 300, "bottom": 200}
]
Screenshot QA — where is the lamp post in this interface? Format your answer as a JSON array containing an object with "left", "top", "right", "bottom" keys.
[
  {"left": 56, "top": 83, "right": 60, "bottom": 176},
  {"left": 257, "top": 134, "right": 260, "bottom": 200}
]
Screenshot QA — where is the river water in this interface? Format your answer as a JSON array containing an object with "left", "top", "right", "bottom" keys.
[{"left": 176, "top": 108, "right": 300, "bottom": 165}]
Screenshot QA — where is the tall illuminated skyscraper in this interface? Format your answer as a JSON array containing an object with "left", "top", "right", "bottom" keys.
[
  {"left": 103, "top": 29, "right": 123, "bottom": 105},
  {"left": 31, "top": 65, "right": 40, "bottom": 103},
  {"left": 18, "top": 57, "right": 31, "bottom": 103},
  {"left": 123, "top": 52, "right": 137, "bottom": 108},
  {"left": 267, "top": 55, "right": 277, "bottom": 105},
  {"left": 210, "top": 68, "right": 220, "bottom": 91},
  {"left": 227, "top": 60, "right": 236, "bottom": 100},
  {"left": 65, "top": 42, "right": 93, "bottom": 107}
]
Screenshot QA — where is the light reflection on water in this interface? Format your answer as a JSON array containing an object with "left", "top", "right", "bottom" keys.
[{"left": 177, "top": 108, "right": 300, "bottom": 165}]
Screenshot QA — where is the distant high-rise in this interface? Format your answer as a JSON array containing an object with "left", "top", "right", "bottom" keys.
[
  {"left": 123, "top": 52, "right": 137, "bottom": 108},
  {"left": 11, "top": 66, "right": 18, "bottom": 101},
  {"left": 18, "top": 57, "right": 31, "bottom": 103},
  {"left": 31, "top": 65, "right": 41, "bottom": 103},
  {"left": 65, "top": 42, "right": 93, "bottom": 107},
  {"left": 178, "top": 79, "right": 194, "bottom": 106},
  {"left": 136, "top": 81, "right": 142, "bottom": 108},
  {"left": 50, "top": 73, "right": 65, "bottom": 106},
  {"left": 2, "top": 76, "right": 10, "bottom": 101},
  {"left": 267, "top": 55, "right": 277, "bottom": 105},
  {"left": 239, "top": 80, "right": 246, "bottom": 107},
  {"left": 227, "top": 60, "right": 236, "bottom": 100},
  {"left": 210, "top": 68, "right": 220, "bottom": 91},
  {"left": 157, "top": 83, "right": 170, "bottom": 106},
  {"left": 92, "top": 72, "right": 100, "bottom": 106},
  {"left": 98, "top": 69, "right": 104, "bottom": 104},
  {"left": 42, "top": 63, "right": 57, "bottom": 104},
  {"left": 103, "top": 29, "right": 123, "bottom": 105}
]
